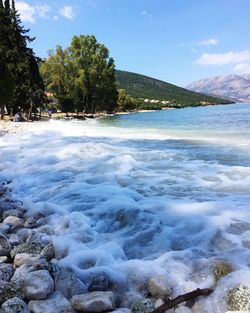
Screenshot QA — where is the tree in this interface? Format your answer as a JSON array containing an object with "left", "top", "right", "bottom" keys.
[
  {"left": 117, "top": 89, "right": 137, "bottom": 111},
  {"left": 41, "top": 35, "right": 118, "bottom": 114},
  {"left": 0, "top": 53, "right": 13, "bottom": 118},
  {"left": 0, "top": 0, "right": 45, "bottom": 117}
]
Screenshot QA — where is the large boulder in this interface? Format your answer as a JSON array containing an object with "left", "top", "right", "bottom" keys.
[
  {"left": 1, "top": 297, "right": 30, "bottom": 313},
  {"left": 228, "top": 285, "right": 250, "bottom": 311},
  {"left": 53, "top": 266, "right": 86, "bottom": 299},
  {"left": 28, "top": 291, "right": 74, "bottom": 313},
  {"left": 71, "top": 291, "right": 116, "bottom": 312}
]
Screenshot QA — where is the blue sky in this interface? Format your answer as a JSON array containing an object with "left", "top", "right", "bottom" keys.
[{"left": 16, "top": 0, "right": 250, "bottom": 86}]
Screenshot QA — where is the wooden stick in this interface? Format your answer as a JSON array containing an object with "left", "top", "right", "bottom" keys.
[{"left": 151, "top": 288, "right": 213, "bottom": 313}]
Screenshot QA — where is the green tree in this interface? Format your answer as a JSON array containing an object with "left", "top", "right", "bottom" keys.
[
  {"left": 0, "top": 0, "right": 44, "bottom": 117},
  {"left": 117, "top": 89, "right": 137, "bottom": 111},
  {"left": 41, "top": 35, "right": 118, "bottom": 114}
]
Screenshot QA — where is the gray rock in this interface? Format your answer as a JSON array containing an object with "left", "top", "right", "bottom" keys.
[
  {"left": 28, "top": 291, "right": 74, "bottom": 313},
  {"left": 131, "top": 299, "right": 155, "bottom": 313},
  {"left": 35, "top": 225, "right": 54, "bottom": 236},
  {"left": 10, "top": 242, "right": 43, "bottom": 259},
  {"left": 0, "top": 186, "right": 7, "bottom": 197},
  {"left": 3, "top": 216, "right": 24, "bottom": 229},
  {"left": 0, "top": 263, "right": 14, "bottom": 282},
  {"left": 71, "top": 291, "right": 116, "bottom": 312},
  {"left": 0, "top": 281, "right": 25, "bottom": 305},
  {"left": 213, "top": 260, "right": 234, "bottom": 282},
  {"left": 8, "top": 234, "right": 23, "bottom": 246},
  {"left": 0, "top": 235, "right": 12, "bottom": 257},
  {"left": 88, "top": 274, "right": 109, "bottom": 292},
  {"left": 1, "top": 297, "right": 30, "bottom": 313},
  {"left": 24, "top": 217, "right": 37, "bottom": 229},
  {"left": 0, "top": 224, "right": 10, "bottom": 236},
  {"left": 16, "top": 228, "right": 31, "bottom": 242},
  {"left": 14, "top": 253, "right": 48, "bottom": 269},
  {"left": 40, "top": 243, "right": 55, "bottom": 261},
  {"left": 53, "top": 266, "right": 86, "bottom": 299},
  {"left": 2, "top": 209, "right": 22, "bottom": 220},
  {"left": 119, "top": 292, "right": 143, "bottom": 309},
  {"left": 228, "top": 284, "right": 250, "bottom": 311},
  {"left": 21, "top": 269, "right": 54, "bottom": 300},
  {"left": 26, "top": 231, "right": 49, "bottom": 246},
  {"left": 148, "top": 276, "right": 172, "bottom": 299}
]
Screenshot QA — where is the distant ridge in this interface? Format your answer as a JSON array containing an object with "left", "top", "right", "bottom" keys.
[
  {"left": 186, "top": 74, "right": 250, "bottom": 103},
  {"left": 115, "top": 70, "right": 232, "bottom": 107}
]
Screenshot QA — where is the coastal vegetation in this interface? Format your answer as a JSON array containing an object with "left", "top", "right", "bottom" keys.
[
  {"left": 40, "top": 36, "right": 118, "bottom": 114},
  {"left": 115, "top": 70, "right": 234, "bottom": 109}
]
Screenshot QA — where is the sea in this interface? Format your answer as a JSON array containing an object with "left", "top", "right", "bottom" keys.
[{"left": 1, "top": 103, "right": 250, "bottom": 312}]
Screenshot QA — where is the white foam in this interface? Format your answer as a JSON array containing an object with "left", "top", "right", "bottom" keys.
[{"left": 0, "top": 120, "right": 250, "bottom": 312}]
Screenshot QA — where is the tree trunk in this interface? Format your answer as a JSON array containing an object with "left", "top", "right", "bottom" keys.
[
  {"left": 0, "top": 105, "right": 5, "bottom": 120},
  {"left": 28, "top": 98, "right": 33, "bottom": 120}
]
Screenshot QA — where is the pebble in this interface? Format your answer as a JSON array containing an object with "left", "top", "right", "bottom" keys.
[
  {"left": 0, "top": 234, "right": 12, "bottom": 256},
  {"left": 1, "top": 297, "right": 30, "bottom": 313},
  {"left": 71, "top": 291, "right": 116, "bottom": 312},
  {"left": 28, "top": 291, "right": 74, "bottom": 313},
  {"left": 0, "top": 263, "right": 14, "bottom": 282}
]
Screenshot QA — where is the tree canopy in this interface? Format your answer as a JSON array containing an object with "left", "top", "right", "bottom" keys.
[
  {"left": 0, "top": 0, "right": 44, "bottom": 118},
  {"left": 40, "top": 35, "right": 118, "bottom": 114}
]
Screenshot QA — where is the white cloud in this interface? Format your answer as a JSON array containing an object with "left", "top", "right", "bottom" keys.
[
  {"left": 140, "top": 10, "right": 147, "bottom": 15},
  {"left": 53, "top": 15, "right": 58, "bottom": 21},
  {"left": 196, "top": 50, "right": 250, "bottom": 65},
  {"left": 36, "top": 4, "right": 51, "bottom": 19},
  {"left": 16, "top": 1, "right": 36, "bottom": 23},
  {"left": 197, "top": 38, "right": 219, "bottom": 46},
  {"left": 234, "top": 63, "right": 250, "bottom": 74},
  {"left": 59, "top": 6, "right": 75, "bottom": 20}
]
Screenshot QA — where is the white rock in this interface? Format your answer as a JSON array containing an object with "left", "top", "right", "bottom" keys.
[
  {"left": 1, "top": 297, "right": 30, "bottom": 313},
  {"left": 3, "top": 216, "right": 24, "bottom": 228},
  {"left": 71, "top": 291, "right": 116, "bottom": 312},
  {"left": 24, "top": 269, "right": 54, "bottom": 300},
  {"left": 12, "top": 266, "right": 54, "bottom": 300},
  {"left": 28, "top": 291, "right": 74, "bottom": 313},
  {"left": 14, "top": 253, "right": 48, "bottom": 269}
]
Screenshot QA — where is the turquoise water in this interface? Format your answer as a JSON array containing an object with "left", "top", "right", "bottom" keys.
[{"left": 98, "top": 103, "right": 250, "bottom": 145}]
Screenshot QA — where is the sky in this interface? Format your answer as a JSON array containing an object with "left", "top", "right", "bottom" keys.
[{"left": 15, "top": 0, "right": 250, "bottom": 87}]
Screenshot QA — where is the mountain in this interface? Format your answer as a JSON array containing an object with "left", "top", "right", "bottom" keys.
[
  {"left": 115, "top": 70, "right": 232, "bottom": 109},
  {"left": 186, "top": 74, "right": 250, "bottom": 103}
]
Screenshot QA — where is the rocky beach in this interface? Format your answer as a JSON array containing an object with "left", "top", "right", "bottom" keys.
[{"left": 1, "top": 111, "right": 250, "bottom": 313}]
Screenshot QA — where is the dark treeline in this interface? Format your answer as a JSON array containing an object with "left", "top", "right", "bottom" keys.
[{"left": 0, "top": 0, "right": 45, "bottom": 119}]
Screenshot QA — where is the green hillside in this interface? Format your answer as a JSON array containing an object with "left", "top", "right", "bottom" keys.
[{"left": 115, "top": 70, "right": 233, "bottom": 109}]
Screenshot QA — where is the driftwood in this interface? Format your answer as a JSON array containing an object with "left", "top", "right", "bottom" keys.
[{"left": 151, "top": 288, "right": 213, "bottom": 313}]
